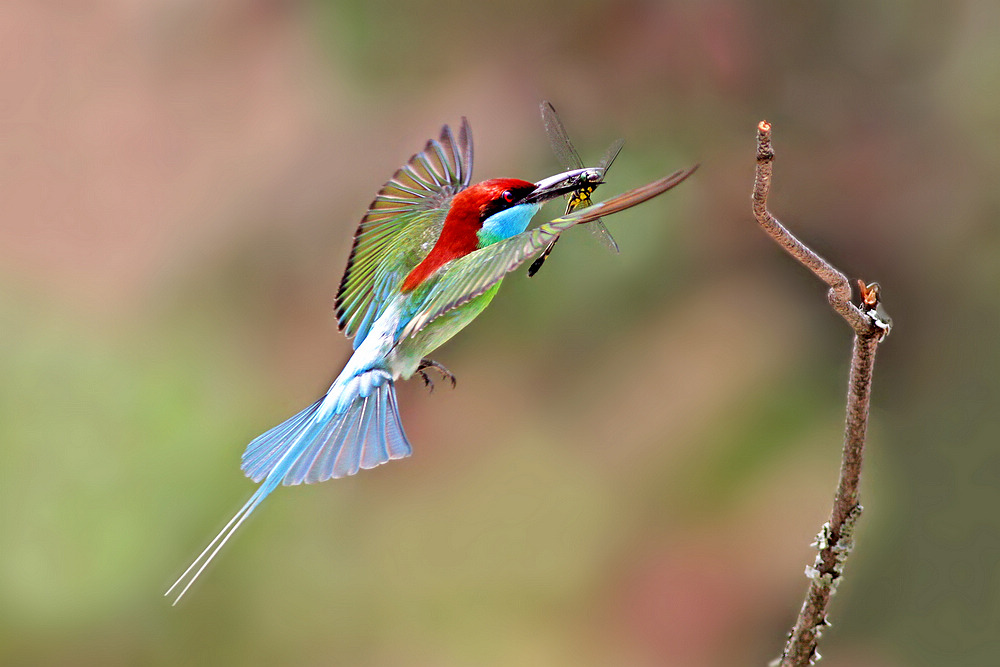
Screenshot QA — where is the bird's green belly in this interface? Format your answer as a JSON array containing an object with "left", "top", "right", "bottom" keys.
[{"left": 390, "top": 282, "right": 502, "bottom": 379}]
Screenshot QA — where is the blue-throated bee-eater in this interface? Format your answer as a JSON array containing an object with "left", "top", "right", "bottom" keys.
[{"left": 166, "top": 115, "right": 696, "bottom": 604}]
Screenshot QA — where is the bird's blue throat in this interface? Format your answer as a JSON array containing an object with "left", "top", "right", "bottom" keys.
[{"left": 477, "top": 202, "right": 542, "bottom": 247}]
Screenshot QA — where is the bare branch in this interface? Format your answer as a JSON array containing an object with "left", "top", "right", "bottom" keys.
[
  {"left": 752, "top": 120, "right": 892, "bottom": 666},
  {"left": 752, "top": 121, "right": 874, "bottom": 333}
]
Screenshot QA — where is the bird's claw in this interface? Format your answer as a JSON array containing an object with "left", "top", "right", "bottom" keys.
[{"left": 416, "top": 358, "right": 457, "bottom": 393}]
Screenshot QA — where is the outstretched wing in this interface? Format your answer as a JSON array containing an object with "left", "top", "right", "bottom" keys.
[
  {"left": 336, "top": 118, "right": 474, "bottom": 345},
  {"left": 398, "top": 164, "right": 698, "bottom": 340}
]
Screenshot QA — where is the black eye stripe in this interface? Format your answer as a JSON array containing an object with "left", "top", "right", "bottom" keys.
[{"left": 481, "top": 185, "right": 533, "bottom": 221}]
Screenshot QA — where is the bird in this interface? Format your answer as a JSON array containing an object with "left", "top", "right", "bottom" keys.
[{"left": 166, "top": 116, "right": 696, "bottom": 604}]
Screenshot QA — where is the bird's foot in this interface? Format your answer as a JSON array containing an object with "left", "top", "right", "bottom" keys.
[{"left": 416, "top": 358, "right": 457, "bottom": 393}]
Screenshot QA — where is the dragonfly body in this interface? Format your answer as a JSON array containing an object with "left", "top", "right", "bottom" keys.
[{"left": 529, "top": 102, "right": 624, "bottom": 277}]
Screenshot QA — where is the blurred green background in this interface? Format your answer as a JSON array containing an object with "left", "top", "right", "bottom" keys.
[{"left": 1, "top": 1, "right": 996, "bottom": 665}]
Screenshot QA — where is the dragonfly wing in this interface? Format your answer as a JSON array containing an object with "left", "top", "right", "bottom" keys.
[
  {"left": 540, "top": 101, "right": 583, "bottom": 170},
  {"left": 598, "top": 137, "right": 625, "bottom": 172},
  {"left": 586, "top": 138, "right": 625, "bottom": 253},
  {"left": 588, "top": 219, "right": 620, "bottom": 253}
]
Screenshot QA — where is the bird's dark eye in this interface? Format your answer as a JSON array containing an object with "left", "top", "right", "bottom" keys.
[{"left": 502, "top": 190, "right": 514, "bottom": 203}]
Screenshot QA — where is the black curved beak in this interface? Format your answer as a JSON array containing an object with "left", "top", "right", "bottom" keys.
[{"left": 523, "top": 168, "right": 604, "bottom": 204}]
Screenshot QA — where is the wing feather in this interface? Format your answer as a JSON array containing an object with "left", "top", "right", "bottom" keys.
[{"left": 336, "top": 119, "right": 474, "bottom": 343}]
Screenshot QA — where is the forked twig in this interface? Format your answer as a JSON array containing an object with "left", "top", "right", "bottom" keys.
[{"left": 752, "top": 121, "right": 892, "bottom": 666}]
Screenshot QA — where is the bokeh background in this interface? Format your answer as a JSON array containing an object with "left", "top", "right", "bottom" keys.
[{"left": 1, "top": 1, "right": 996, "bottom": 665}]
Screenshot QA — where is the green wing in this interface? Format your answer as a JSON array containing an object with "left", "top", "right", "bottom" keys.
[
  {"left": 399, "top": 165, "right": 698, "bottom": 340},
  {"left": 336, "top": 118, "right": 474, "bottom": 344}
]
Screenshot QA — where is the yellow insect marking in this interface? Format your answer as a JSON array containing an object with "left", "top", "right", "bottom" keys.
[{"left": 566, "top": 185, "right": 596, "bottom": 214}]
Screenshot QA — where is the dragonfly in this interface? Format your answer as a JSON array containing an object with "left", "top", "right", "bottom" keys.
[{"left": 528, "top": 101, "right": 625, "bottom": 277}]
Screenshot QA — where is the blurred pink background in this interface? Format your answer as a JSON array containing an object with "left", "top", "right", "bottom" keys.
[{"left": 1, "top": 1, "right": 995, "bottom": 665}]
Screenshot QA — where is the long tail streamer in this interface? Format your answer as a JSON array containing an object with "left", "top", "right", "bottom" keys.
[{"left": 166, "top": 375, "right": 411, "bottom": 604}]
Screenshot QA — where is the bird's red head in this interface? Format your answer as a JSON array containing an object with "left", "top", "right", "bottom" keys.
[
  {"left": 401, "top": 178, "right": 535, "bottom": 291},
  {"left": 451, "top": 178, "right": 536, "bottom": 224}
]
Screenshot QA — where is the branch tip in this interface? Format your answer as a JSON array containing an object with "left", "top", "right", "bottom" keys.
[{"left": 756, "top": 120, "right": 774, "bottom": 161}]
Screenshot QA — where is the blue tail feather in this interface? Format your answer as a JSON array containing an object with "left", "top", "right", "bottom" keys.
[
  {"left": 241, "top": 400, "right": 321, "bottom": 482},
  {"left": 167, "top": 370, "right": 412, "bottom": 604},
  {"left": 243, "top": 371, "right": 411, "bottom": 486},
  {"left": 385, "top": 388, "right": 411, "bottom": 459},
  {"left": 333, "top": 397, "right": 369, "bottom": 477},
  {"left": 360, "top": 390, "right": 388, "bottom": 470},
  {"left": 281, "top": 411, "right": 343, "bottom": 485},
  {"left": 304, "top": 408, "right": 354, "bottom": 484}
]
